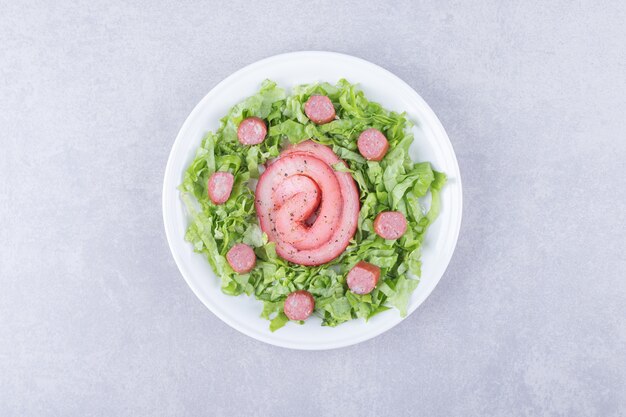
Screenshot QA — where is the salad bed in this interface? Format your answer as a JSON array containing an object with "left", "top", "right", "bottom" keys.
[{"left": 180, "top": 79, "right": 445, "bottom": 331}]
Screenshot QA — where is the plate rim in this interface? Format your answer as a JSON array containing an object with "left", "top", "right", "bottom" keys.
[{"left": 162, "top": 50, "right": 463, "bottom": 350}]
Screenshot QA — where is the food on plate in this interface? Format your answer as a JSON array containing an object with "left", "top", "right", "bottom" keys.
[
  {"left": 347, "top": 261, "right": 381, "bottom": 295},
  {"left": 304, "top": 95, "right": 336, "bottom": 124},
  {"left": 284, "top": 290, "right": 315, "bottom": 321},
  {"left": 180, "top": 79, "right": 446, "bottom": 331},
  {"left": 373, "top": 211, "right": 408, "bottom": 240},
  {"left": 207, "top": 171, "right": 234, "bottom": 204},
  {"left": 226, "top": 243, "right": 256, "bottom": 274},
  {"left": 255, "top": 141, "right": 359, "bottom": 266},
  {"left": 237, "top": 117, "right": 267, "bottom": 145},
  {"left": 357, "top": 128, "right": 389, "bottom": 161}
]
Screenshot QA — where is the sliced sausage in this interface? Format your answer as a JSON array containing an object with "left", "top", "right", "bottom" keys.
[
  {"left": 373, "top": 211, "right": 408, "bottom": 240},
  {"left": 304, "top": 95, "right": 336, "bottom": 124},
  {"left": 255, "top": 140, "right": 360, "bottom": 266},
  {"left": 271, "top": 174, "right": 320, "bottom": 211},
  {"left": 237, "top": 117, "right": 267, "bottom": 145},
  {"left": 265, "top": 154, "right": 342, "bottom": 251},
  {"left": 226, "top": 243, "right": 256, "bottom": 274},
  {"left": 207, "top": 171, "right": 234, "bottom": 205},
  {"left": 347, "top": 261, "right": 381, "bottom": 295},
  {"left": 357, "top": 128, "right": 389, "bottom": 161},
  {"left": 284, "top": 290, "right": 315, "bottom": 321}
]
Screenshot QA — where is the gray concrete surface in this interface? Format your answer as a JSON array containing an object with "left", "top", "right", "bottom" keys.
[{"left": 1, "top": 1, "right": 625, "bottom": 416}]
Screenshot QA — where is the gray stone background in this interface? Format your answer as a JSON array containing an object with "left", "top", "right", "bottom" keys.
[{"left": 1, "top": 1, "right": 624, "bottom": 416}]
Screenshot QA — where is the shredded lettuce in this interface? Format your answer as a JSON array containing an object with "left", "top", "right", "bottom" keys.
[{"left": 179, "top": 79, "right": 446, "bottom": 331}]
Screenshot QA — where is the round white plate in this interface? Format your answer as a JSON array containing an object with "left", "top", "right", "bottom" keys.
[{"left": 163, "top": 51, "right": 462, "bottom": 350}]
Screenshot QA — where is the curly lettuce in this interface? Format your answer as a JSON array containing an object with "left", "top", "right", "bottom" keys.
[{"left": 179, "top": 79, "right": 445, "bottom": 330}]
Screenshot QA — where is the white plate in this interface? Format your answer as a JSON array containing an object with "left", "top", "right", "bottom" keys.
[{"left": 163, "top": 51, "right": 462, "bottom": 350}]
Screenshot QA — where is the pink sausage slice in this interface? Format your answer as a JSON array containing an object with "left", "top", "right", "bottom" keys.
[
  {"left": 226, "top": 243, "right": 256, "bottom": 274},
  {"left": 281, "top": 140, "right": 360, "bottom": 250},
  {"left": 256, "top": 141, "right": 360, "bottom": 266},
  {"left": 347, "top": 261, "right": 381, "bottom": 295},
  {"left": 284, "top": 290, "right": 315, "bottom": 321},
  {"left": 271, "top": 175, "right": 320, "bottom": 210},
  {"left": 304, "top": 95, "right": 336, "bottom": 124},
  {"left": 357, "top": 128, "right": 389, "bottom": 161},
  {"left": 270, "top": 154, "right": 342, "bottom": 250},
  {"left": 207, "top": 171, "right": 234, "bottom": 205},
  {"left": 256, "top": 153, "right": 343, "bottom": 255},
  {"left": 275, "top": 193, "right": 322, "bottom": 249},
  {"left": 374, "top": 211, "right": 408, "bottom": 240},
  {"left": 237, "top": 117, "right": 267, "bottom": 145}
]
